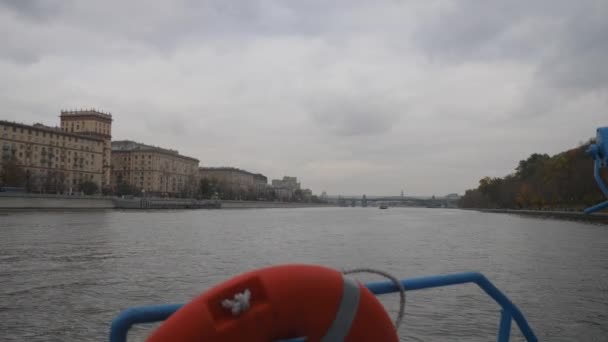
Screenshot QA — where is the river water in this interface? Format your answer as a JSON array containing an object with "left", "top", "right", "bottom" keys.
[{"left": 1, "top": 208, "right": 607, "bottom": 341}]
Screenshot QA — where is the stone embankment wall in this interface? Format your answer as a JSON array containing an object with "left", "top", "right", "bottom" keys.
[
  {"left": 0, "top": 193, "right": 113, "bottom": 209},
  {"left": 0, "top": 193, "right": 333, "bottom": 210},
  {"left": 220, "top": 200, "right": 332, "bottom": 209}
]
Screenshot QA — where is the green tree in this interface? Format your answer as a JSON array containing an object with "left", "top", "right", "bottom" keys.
[
  {"left": 265, "top": 188, "right": 277, "bottom": 201},
  {"left": 43, "top": 171, "right": 66, "bottom": 194},
  {"left": 0, "top": 156, "right": 25, "bottom": 187},
  {"left": 116, "top": 182, "right": 138, "bottom": 196},
  {"left": 245, "top": 188, "right": 257, "bottom": 201},
  {"left": 515, "top": 153, "right": 550, "bottom": 179},
  {"left": 78, "top": 181, "right": 99, "bottom": 195},
  {"left": 198, "top": 177, "right": 217, "bottom": 199},
  {"left": 102, "top": 184, "right": 113, "bottom": 196}
]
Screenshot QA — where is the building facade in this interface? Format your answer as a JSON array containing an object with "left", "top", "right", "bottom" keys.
[
  {"left": 0, "top": 120, "right": 105, "bottom": 192},
  {"left": 253, "top": 173, "right": 268, "bottom": 197},
  {"left": 111, "top": 141, "right": 199, "bottom": 196},
  {"left": 59, "top": 110, "right": 113, "bottom": 187},
  {"left": 271, "top": 176, "right": 301, "bottom": 201},
  {"left": 302, "top": 188, "right": 313, "bottom": 202},
  {"left": 199, "top": 167, "right": 268, "bottom": 199}
]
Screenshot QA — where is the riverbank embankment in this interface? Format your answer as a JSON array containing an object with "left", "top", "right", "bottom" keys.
[
  {"left": 476, "top": 208, "right": 608, "bottom": 224},
  {"left": 0, "top": 193, "right": 333, "bottom": 210}
]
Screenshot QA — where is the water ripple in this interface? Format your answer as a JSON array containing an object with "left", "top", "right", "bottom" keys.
[{"left": 1, "top": 208, "right": 607, "bottom": 341}]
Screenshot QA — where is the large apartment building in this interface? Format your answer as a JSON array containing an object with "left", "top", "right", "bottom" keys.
[
  {"left": 271, "top": 176, "right": 301, "bottom": 200},
  {"left": 0, "top": 109, "right": 112, "bottom": 192},
  {"left": 111, "top": 140, "right": 199, "bottom": 196},
  {"left": 199, "top": 167, "right": 268, "bottom": 199},
  {"left": 59, "top": 110, "right": 113, "bottom": 186}
]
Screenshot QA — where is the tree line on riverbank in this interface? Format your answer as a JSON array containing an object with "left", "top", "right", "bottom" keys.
[
  {"left": 0, "top": 156, "right": 100, "bottom": 195},
  {"left": 459, "top": 140, "right": 607, "bottom": 210},
  {"left": 0, "top": 155, "right": 324, "bottom": 203}
]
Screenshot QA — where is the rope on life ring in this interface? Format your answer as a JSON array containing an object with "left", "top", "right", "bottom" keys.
[{"left": 343, "top": 268, "right": 406, "bottom": 330}]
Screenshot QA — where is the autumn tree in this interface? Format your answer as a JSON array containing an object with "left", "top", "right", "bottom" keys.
[
  {"left": 460, "top": 141, "right": 606, "bottom": 210},
  {"left": 0, "top": 156, "right": 25, "bottom": 187}
]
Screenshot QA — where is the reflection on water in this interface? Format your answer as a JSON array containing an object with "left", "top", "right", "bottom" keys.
[{"left": 1, "top": 208, "right": 607, "bottom": 341}]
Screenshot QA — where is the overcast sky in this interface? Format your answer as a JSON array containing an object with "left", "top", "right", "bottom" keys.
[{"left": 1, "top": 0, "right": 606, "bottom": 196}]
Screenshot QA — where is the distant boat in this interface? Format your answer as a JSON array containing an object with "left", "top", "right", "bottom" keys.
[{"left": 379, "top": 203, "right": 388, "bottom": 209}]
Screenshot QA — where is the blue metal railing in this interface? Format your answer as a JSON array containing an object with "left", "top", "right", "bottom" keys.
[
  {"left": 110, "top": 272, "right": 537, "bottom": 342},
  {"left": 585, "top": 127, "right": 608, "bottom": 215}
]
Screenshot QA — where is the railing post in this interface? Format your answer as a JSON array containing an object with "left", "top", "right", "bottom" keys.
[{"left": 497, "top": 310, "right": 512, "bottom": 342}]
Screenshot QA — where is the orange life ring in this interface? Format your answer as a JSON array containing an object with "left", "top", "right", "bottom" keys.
[{"left": 146, "top": 264, "right": 398, "bottom": 341}]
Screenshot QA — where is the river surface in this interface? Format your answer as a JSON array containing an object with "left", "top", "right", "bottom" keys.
[{"left": 1, "top": 208, "right": 607, "bottom": 341}]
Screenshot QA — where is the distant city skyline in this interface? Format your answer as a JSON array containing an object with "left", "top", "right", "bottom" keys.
[{"left": 1, "top": 1, "right": 606, "bottom": 195}]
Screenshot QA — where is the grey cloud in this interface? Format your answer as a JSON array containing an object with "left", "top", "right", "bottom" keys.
[
  {"left": 414, "top": 1, "right": 573, "bottom": 61},
  {"left": 0, "top": 1, "right": 606, "bottom": 195},
  {"left": 414, "top": 0, "right": 608, "bottom": 92},
  {"left": 536, "top": 7, "right": 608, "bottom": 92},
  {"left": 310, "top": 95, "right": 401, "bottom": 137},
  {"left": 0, "top": 0, "right": 395, "bottom": 62},
  {"left": 0, "top": 0, "right": 64, "bottom": 21},
  {"left": 0, "top": 46, "right": 40, "bottom": 65}
]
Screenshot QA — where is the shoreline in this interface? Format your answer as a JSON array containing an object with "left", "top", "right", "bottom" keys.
[
  {"left": 475, "top": 208, "right": 608, "bottom": 224},
  {"left": 0, "top": 193, "right": 334, "bottom": 210}
]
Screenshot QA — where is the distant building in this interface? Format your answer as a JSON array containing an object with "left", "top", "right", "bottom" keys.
[
  {"left": 271, "top": 176, "right": 302, "bottom": 201},
  {"left": 0, "top": 109, "right": 112, "bottom": 193},
  {"left": 199, "top": 167, "right": 267, "bottom": 199},
  {"left": 253, "top": 173, "right": 268, "bottom": 197},
  {"left": 272, "top": 176, "right": 300, "bottom": 190},
  {"left": 111, "top": 140, "right": 199, "bottom": 196},
  {"left": 302, "top": 188, "right": 313, "bottom": 202},
  {"left": 60, "top": 110, "right": 113, "bottom": 187}
]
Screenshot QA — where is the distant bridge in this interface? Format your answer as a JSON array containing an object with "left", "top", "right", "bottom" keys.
[{"left": 327, "top": 195, "right": 460, "bottom": 208}]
